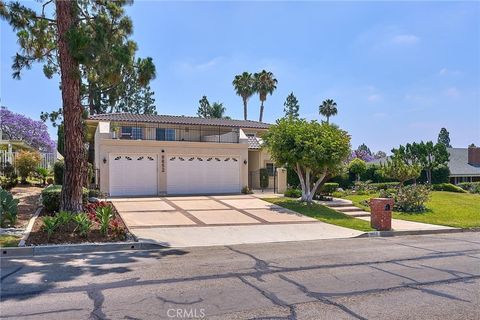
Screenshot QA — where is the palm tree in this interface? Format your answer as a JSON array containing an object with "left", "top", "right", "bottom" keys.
[
  {"left": 232, "top": 72, "right": 254, "bottom": 120},
  {"left": 319, "top": 99, "right": 338, "bottom": 124},
  {"left": 253, "top": 70, "right": 278, "bottom": 122},
  {"left": 210, "top": 102, "right": 227, "bottom": 118}
]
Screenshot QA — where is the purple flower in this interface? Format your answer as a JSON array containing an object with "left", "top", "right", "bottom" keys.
[
  {"left": 0, "top": 108, "right": 56, "bottom": 152},
  {"left": 348, "top": 150, "right": 375, "bottom": 162}
]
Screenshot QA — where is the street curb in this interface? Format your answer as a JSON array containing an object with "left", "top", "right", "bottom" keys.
[
  {"left": 358, "top": 227, "right": 478, "bottom": 238},
  {"left": 0, "top": 241, "right": 167, "bottom": 258}
]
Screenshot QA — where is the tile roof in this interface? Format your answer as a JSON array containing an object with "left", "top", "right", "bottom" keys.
[
  {"left": 88, "top": 113, "right": 271, "bottom": 129},
  {"left": 447, "top": 148, "right": 480, "bottom": 176}
]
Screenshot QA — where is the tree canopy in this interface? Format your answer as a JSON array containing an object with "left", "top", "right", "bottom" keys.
[
  {"left": 0, "top": 107, "right": 55, "bottom": 152},
  {"left": 232, "top": 72, "right": 254, "bottom": 120},
  {"left": 319, "top": 99, "right": 338, "bottom": 124},
  {"left": 253, "top": 70, "right": 277, "bottom": 122},
  {"left": 348, "top": 158, "right": 367, "bottom": 181},
  {"left": 283, "top": 92, "right": 300, "bottom": 118},
  {"left": 197, "top": 96, "right": 228, "bottom": 118},
  {"left": 263, "top": 117, "right": 350, "bottom": 202},
  {"left": 437, "top": 128, "right": 452, "bottom": 148}
]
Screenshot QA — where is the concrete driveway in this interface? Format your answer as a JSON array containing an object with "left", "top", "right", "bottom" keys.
[{"left": 111, "top": 195, "right": 363, "bottom": 247}]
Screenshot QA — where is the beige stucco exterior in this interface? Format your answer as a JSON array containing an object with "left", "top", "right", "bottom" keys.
[{"left": 91, "top": 120, "right": 286, "bottom": 195}]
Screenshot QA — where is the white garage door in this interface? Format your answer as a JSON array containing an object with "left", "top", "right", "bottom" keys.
[
  {"left": 167, "top": 156, "right": 241, "bottom": 194},
  {"left": 109, "top": 154, "right": 157, "bottom": 196}
]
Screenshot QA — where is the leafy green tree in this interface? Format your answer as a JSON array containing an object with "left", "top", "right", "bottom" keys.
[
  {"left": 374, "top": 150, "right": 387, "bottom": 159},
  {"left": 357, "top": 143, "right": 372, "bottom": 156},
  {"left": 253, "top": 70, "right": 277, "bottom": 122},
  {"left": 283, "top": 92, "right": 300, "bottom": 118},
  {"left": 319, "top": 99, "right": 338, "bottom": 124},
  {"left": 392, "top": 141, "right": 449, "bottom": 184},
  {"left": 380, "top": 157, "right": 421, "bottom": 186},
  {"left": 1, "top": 0, "right": 152, "bottom": 211},
  {"left": 263, "top": 118, "right": 351, "bottom": 203},
  {"left": 197, "top": 96, "right": 211, "bottom": 118},
  {"left": 209, "top": 102, "right": 227, "bottom": 119},
  {"left": 232, "top": 72, "right": 254, "bottom": 120},
  {"left": 348, "top": 158, "right": 367, "bottom": 181},
  {"left": 437, "top": 128, "right": 452, "bottom": 148}
]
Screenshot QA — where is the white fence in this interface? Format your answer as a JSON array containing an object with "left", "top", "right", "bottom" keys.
[{"left": 0, "top": 150, "right": 57, "bottom": 171}]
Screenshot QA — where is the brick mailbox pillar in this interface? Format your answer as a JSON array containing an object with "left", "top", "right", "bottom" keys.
[{"left": 369, "top": 198, "right": 394, "bottom": 231}]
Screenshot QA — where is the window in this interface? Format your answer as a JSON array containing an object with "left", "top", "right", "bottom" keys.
[
  {"left": 121, "top": 127, "right": 142, "bottom": 139},
  {"left": 266, "top": 163, "right": 276, "bottom": 176},
  {"left": 132, "top": 127, "right": 143, "bottom": 140},
  {"left": 156, "top": 128, "right": 175, "bottom": 141}
]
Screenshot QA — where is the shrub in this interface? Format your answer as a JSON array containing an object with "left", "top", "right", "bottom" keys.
[
  {"left": 348, "top": 158, "right": 367, "bottom": 181},
  {"left": 96, "top": 205, "right": 114, "bottom": 235},
  {"left": 431, "top": 165, "right": 450, "bottom": 184},
  {"left": 88, "top": 189, "right": 104, "bottom": 198},
  {"left": 86, "top": 162, "right": 94, "bottom": 187},
  {"left": 284, "top": 188, "right": 302, "bottom": 198},
  {"left": 55, "top": 210, "right": 74, "bottom": 226},
  {"left": 15, "top": 150, "right": 41, "bottom": 183},
  {"left": 241, "top": 186, "right": 253, "bottom": 194},
  {"left": 457, "top": 182, "right": 480, "bottom": 194},
  {"left": 35, "top": 167, "right": 49, "bottom": 185},
  {"left": 53, "top": 160, "right": 64, "bottom": 185},
  {"left": 318, "top": 182, "right": 339, "bottom": 195},
  {"left": 394, "top": 185, "right": 431, "bottom": 212},
  {"left": 73, "top": 213, "right": 92, "bottom": 237},
  {"left": 432, "top": 183, "right": 467, "bottom": 193},
  {"left": 109, "top": 219, "right": 126, "bottom": 240},
  {"left": 41, "top": 185, "right": 88, "bottom": 212},
  {"left": 369, "top": 182, "right": 400, "bottom": 191},
  {"left": 42, "top": 216, "right": 58, "bottom": 240},
  {"left": 259, "top": 168, "right": 269, "bottom": 189},
  {"left": 0, "top": 189, "right": 19, "bottom": 227},
  {"left": 0, "top": 162, "right": 18, "bottom": 190}
]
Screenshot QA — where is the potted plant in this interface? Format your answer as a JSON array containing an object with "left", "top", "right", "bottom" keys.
[{"left": 111, "top": 123, "right": 120, "bottom": 139}]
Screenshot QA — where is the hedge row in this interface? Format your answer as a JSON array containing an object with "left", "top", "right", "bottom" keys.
[{"left": 41, "top": 185, "right": 89, "bottom": 212}]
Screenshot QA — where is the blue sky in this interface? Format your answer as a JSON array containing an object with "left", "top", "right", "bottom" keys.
[{"left": 1, "top": 1, "right": 479, "bottom": 153}]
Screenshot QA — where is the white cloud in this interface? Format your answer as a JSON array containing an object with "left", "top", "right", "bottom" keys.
[
  {"left": 444, "top": 87, "right": 460, "bottom": 97},
  {"left": 390, "top": 34, "right": 420, "bottom": 45},
  {"left": 438, "top": 68, "right": 461, "bottom": 76},
  {"left": 367, "top": 94, "right": 382, "bottom": 102},
  {"left": 177, "top": 57, "right": 222, "bottom": 72}
]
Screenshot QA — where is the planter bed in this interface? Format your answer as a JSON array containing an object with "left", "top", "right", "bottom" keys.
[{"left": 25, "top": 202, "right": 133, "bottom": 246}]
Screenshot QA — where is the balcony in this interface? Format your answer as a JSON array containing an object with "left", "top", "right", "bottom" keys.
[{"left": 109, "top": 124, "right": 240, "bottom": 144}]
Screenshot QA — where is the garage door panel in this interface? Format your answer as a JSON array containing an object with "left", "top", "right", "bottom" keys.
[
  {"left": 167, "top": 156, "right": 240, "bottom": 195},
  {"left": 109, "top": 154, "right": 157, "bottom": 196}
]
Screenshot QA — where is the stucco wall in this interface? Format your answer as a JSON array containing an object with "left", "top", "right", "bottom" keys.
[{"left": 96, "top": 137, "right": 249, "bottom": 195}]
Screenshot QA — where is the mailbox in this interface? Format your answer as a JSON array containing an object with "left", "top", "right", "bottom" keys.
[{"left": 369, "top": 198, "right": 394, "bottom": 231}]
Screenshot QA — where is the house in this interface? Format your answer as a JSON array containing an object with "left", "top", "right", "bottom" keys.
[
  {"left": 447, "top": 147, "right": 480, "bottom": 184},
  {"left": 86, "top": 113, "right": 287, "bottom": 196}
]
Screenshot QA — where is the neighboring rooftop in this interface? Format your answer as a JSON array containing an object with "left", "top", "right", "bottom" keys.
[
  {"left": 88, "top": 113, "right": 271, "bottom": 129},
  {"left": 448, "top": 148, "right": 480, "bottom": 176}
]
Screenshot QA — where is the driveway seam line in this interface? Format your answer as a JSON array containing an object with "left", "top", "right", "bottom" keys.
[
  {"left": 207, "top": 196, "right": 270, "bottom": 224},
  {"left": 161, "top": 198, "right": 206, "bottom": 225}
]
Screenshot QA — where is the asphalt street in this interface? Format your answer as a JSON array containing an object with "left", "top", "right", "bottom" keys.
[{"left": 1, "top": 232, "right": 479, "bottom": 320}]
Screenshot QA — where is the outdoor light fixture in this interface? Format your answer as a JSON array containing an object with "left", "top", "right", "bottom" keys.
[
  {"left": 244, "top": 160, "right": 248, "bottom": 165},
  {"left": 103, "top": 157, "right": 107, "bottom": 164}
]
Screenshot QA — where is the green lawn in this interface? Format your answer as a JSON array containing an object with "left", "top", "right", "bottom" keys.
[
  {"left": 0, "top": 235, "right": 20, "bottom": 247},
  {"left": 264, "top": 198, "right": 374, "bottom": 232},
  {"left": 338, "top": 191, "right": 480, "bottom": 229}
]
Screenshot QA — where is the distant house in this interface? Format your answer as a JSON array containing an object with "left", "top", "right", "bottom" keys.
[
  {"left": 367, "top": 146, "right": 480, "bottom": 184},
  {"left": 447, "top": 147, "right": 480, "bottom": 184}
]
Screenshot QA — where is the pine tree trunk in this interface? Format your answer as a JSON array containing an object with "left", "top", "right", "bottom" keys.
[
  {"left": 56, "top": 0, "right": 85, "bottom": 212},
  {"left": 259, "top": 100, "right": 264, "bottom": 122},
  {"left": 243, "top": 97, "right": 248, "bottom": 120}
]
